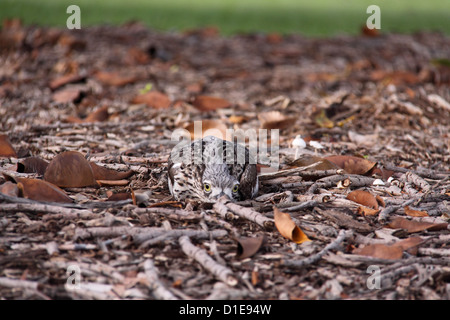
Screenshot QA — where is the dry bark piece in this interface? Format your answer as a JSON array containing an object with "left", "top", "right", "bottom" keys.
[
  {"left": 325, "top": 155, "right": 377, "bottom": 175},
  {"left": 15, "top": 177, "right": 73, "bottom": 203},
  {"left": 235, "top": 235, "right": 267, "bottom": 260},
  {"left": 17, "top": 157, "right": 49, "bottom": 175},
  {"left": 132, "top": 91, "right": 171, "bottom": 109},
  {"left": 274, "top": 207, "right": 310, "bottom": 244},
  {"left": 191, "top": 95, "right": 231, "bottom": 111},
  {"left": 0, "top": 134, "right": 17, "bottom": 157},
  {"left": 386, "top": 217, "right": 448, "bottom": 233},
  {"left": 346, "top": 190, "right": 379, "bottom": 209},
  {"left": 258, "top": 111, "right": 296, "bottom": 130},
  {"left": 44, "top": 151, "right": 97, "bottom": 188}
]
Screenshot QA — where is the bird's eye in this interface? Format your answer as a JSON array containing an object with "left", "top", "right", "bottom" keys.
[
  {"left": 232, "top": 184, "right": 239, "bottom": 193},
  {"left": 204, "top": 183, "right": 211, "bottom": 192}
]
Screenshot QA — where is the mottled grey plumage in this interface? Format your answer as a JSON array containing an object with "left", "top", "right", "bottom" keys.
[{"left": 168, "top": 136, "right": 258, "bottom": 202}]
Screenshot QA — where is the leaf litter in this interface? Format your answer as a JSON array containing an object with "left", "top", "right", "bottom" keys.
[{"left": 0, "top": 21, "right": 449, "bottom": 300}]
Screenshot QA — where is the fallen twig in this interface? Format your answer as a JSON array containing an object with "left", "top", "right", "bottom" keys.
[{"left": 143, "top": 259, "right": 178, "bottom": 300}]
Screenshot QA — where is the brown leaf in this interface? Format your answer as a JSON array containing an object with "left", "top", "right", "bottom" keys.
[
  {"left": 0, "top": 134, "right": 17, "bottom": 157},
  {"left": 15, "top": 177, "right": 73, "bottom": 203},
  {"left": 347, "top": 190, "right": 378, "bottom": 209},
  {"left": 49, "top": 73, "right": 86, "bottom": 90},
  {"left": 325, "top": 155, "right": 377, "bottom": 175},
  {"left": 132, "top": 91, "right": 171, "bottom": 109},
  {"left": 94, "top": 71, "right": 137, "bottom": 87},
  {"left": 106, "top": 192, "right": 132, "bottom": 202},
  {"left": 96, "top": 179, "right": 129, "bottom": 186},
  {"left": 0, "top": 181, "right": 19, "bottom": 197},
  {"left": 191, "top": 95, "right": 231, "bottom": 111},
  {"left": 17, "top": 157, "right": 49, "bottom": 175},
  {"left": 89, "top": 162, "right": 134, "bottom": 180},
  {"left": 52, "top": 87, "right": 81, "bottom": 103},
  {"left": 65, "top": 106, "right": 109, "bottom": 123},
  {"left": 353, "top": 236, "right": 424, "bottom": 260},
  {"left": 258, "top": 111, "right": 296, "bottom": 130},
  {"left": 274, "top": 207, "right": 310, "bottom": 244},
  {"left": 357, "top": 206, "right": 380, "bottom": 216},
  {"left": 353, "top": 243, "right": 403, "bottom": 260},
  {"left": 184, "top": 120, "right": 228, "bottom": 141},
  {"left": 386, "top": 217, "right": 448, "bottom": 233},
  {"left": 404, "top": 206, "right": 429, "bottom": 217},
  {"left": 44, "top": 151, "right": 97, "bottom": 188},
  {"left": 235, "top": 235, "right": 267, "bottom": 260}
]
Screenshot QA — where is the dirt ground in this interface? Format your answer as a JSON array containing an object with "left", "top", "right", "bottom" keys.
[{"left": 0, "top": 21, "right": 449, "bottom": 300}]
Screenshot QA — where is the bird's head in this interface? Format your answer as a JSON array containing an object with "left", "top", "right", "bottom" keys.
[{"left": 200, "top": 164, "right": 240, "bottom": 202}]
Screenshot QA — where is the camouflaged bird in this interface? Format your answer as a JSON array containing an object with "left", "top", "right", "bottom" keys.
[{"left": 168, "top": 136, "right": 259, "bottom": 203}]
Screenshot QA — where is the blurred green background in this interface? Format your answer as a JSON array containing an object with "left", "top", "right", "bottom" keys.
[{"left": 1, "top": 0, "right": 449, "bottom": 36}]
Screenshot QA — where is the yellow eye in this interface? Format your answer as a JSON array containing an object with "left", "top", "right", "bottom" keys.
[
  {"left": 204, "top": 183, "right": 211, "bottom": 192},
  {"left": 232, "top": 184, "right": 239, "bottom": 193}
]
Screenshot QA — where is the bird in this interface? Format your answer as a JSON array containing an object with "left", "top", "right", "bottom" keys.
[{"left": 167, "top": 136, "right": 259, "bottom": 203}]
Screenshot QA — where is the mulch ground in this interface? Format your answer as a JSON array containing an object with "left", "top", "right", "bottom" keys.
[{"left": 0, "top": 21, "right": 449, "bottom": 300}]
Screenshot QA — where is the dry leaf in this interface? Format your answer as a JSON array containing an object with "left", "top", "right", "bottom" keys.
[
  {"left": 49, "top": 73, "right": 85, "bottom": 90},
  {"left": 44, "top": 151, "right": 97, "bottom": 188},
  {"left": 258, "top": 111, "right": 296, "bottom": 130},
  {"left": 94, "top": 71, "right": 137, "bottom": 87},
  {"left": 17, "top": 157, "right": 49, "bottom": 175},
  {"left": 132, "top": 91, "right": 171, "bottom": 109},
  {"left": 15, "top": 177, "right": 73, "bottom": 203},
  {"left": 184, "top": 120, "right": 228, "bottom": 141},
  {"left": 106, "top": 192, "right": 132, "bottom": 202},
  {"left": 235, "top": 235, "right": 266, "bottom": 260},
  {"left": 357, "top": 206, "right": 379, "bottom": 216},
  {"left": 89, "top": 162, "right": 134, "bottom": 180},
  {"left": 52, "top": 87, "right": 81, "bottom": 103},
  {"left": 191, "top": 95, "right": 231, "bottom": 111},
  {"left": 0, "top": 181, "right": 19, "bottom": 197},
  {"left": 353, "top": 236, "right": 424, "bottom": 260},
  {"left": 274, "top": 207, "right": 310, "bottom": 244},
  {"left": 325, "top": 155, "right": 377, "bottom": 175},
  {"left": 96, "top": 179, "right": 129, "bottom": 186},
  {"left": 386, "top": 217, "right": 448, "bottom": 233},
  {"left": 288, "top": 154, "right": 340, "bottom": 171},
  {"left": 0, "top": 134, "right": 17, "bottom": 157},
  {"left": 404, "top": 206, "right": 429, "bottom": 217},
  {"left": 347, "top": 190, "right": 378, "bottom": 209}
]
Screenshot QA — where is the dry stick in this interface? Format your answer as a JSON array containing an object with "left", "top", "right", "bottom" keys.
[
  {"left": 307, "top": 174, "right": 376, "bottom": 194},
  {"left": 179, "top": 235, "right": 238, "bottom": 287},
  {"left": 143, "top": 259, "right": 178, "bottom": 300},
  {"left": 283, "top": 230, "right": 353, "bottom": 268},
  {"left": 136, "top": 229, "right": 228, "bottom": 248},
  {"left": 224, "top": 201, "right": 274, "bottom": 229},
  {"left": 377, "top": 198, "right": 416, "bottom": 223},
  {"left": 0, "top": 202, "right": 96, "bottom": 219}
]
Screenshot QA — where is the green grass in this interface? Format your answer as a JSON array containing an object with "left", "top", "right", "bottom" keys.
[{"left": 1, "top": 0, "right": 449, "bottom": 36}]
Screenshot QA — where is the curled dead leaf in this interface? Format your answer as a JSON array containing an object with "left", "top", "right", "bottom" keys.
[
  {"left": 357, "top": 206, "right": 379, "bottom": 216},
  {"left": 353, "top": 236, "right": 424, "bottom": 260},
  {"left": 184, "top": 120, "right": 228, "bottom": 141},
  {"left": 132, "top": 91, "right": 171, "bottom": 109},
  {"left": 94, "top": 71, "right": 137, "bottom": 87},
  {"left": 235, "top": 235, "right": 267, "bottom": 260},
  {"left": 288, "top": 154, "right": 340, "bottom": 171},
  {"left": 274, "top": 207, "right": 310, "bottom": 244},
  {"left": 347, "top": 190, "right": 378, "bottom": 209},
  {"left": 0, "top": 134, "right": 17, "bottom": 157},
  {"left": 89, "top": 162, "right": 134, "bottom": 180},
  {"left": 404, "top": 206, "right": 429, "bottom": 217},
  {"left": 258, "top": 111, "right": 296, "bottom": 130},
  {"left": 15, "top": 177, "right": 73, "bottom": 203},
  {"left": 191, "top": 95, "right": 231, "bottom": 111},
  {"left": 386, "top": 217, "right": 447, "bottom": 233},
  {"left": 17, "top": 156, "right": 49, "bottom": 175},
  {"left": 325, "top": 155, "right": 377, "bottom": 175},
  {"left": 44, "top": 151, "right": 97, "bottom": 188},
  {"left": 0, "top": 181, "right": 19, "bottom": 197},
  {"left": 52, "top": 87, "right": 82, "bottom": 104}
]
